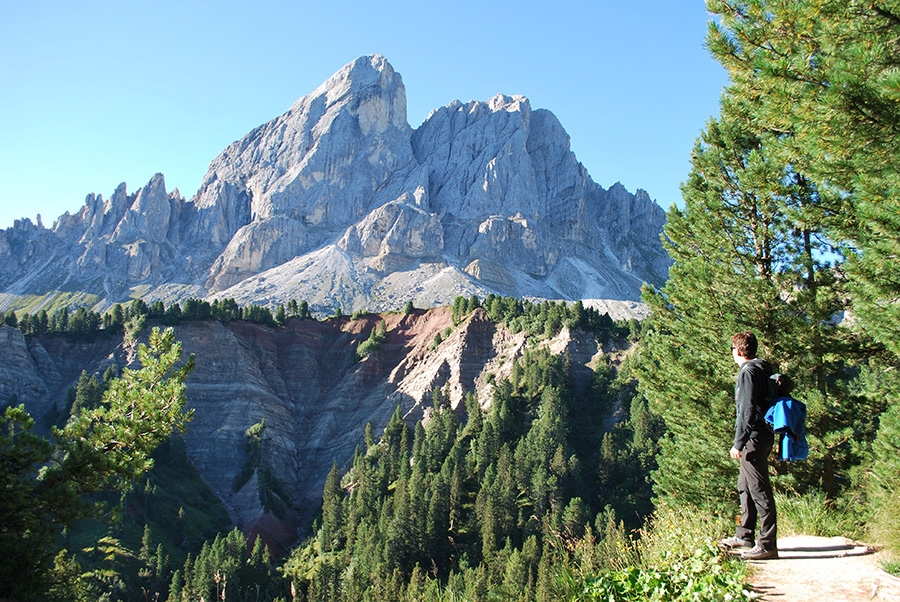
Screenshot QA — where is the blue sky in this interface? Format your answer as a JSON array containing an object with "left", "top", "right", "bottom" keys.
[{"left": 0, "top": 1, "right": 728, "bottom": 230}]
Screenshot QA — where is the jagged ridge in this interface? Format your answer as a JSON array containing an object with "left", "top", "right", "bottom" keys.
[{"left": 0, "top": 55, "right": 669, "bottom": 317}]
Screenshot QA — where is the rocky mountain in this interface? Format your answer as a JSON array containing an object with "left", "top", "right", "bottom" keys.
[
  {"left": 0, "top": 307, "right": 618, "bottom": 550},
  {"left": 0, "top": 55, "right": 667, "bottom": 318}
]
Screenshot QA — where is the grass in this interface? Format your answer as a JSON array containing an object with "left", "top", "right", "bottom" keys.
[
  {"left": 774, "top": 490, "right": 864, "bottom": 539},
  {"left": 882, "top": 559, "right": 900, "bottom": 577},
  {"left": 6, "top": 291, "right": 103, "bottom": 315}
]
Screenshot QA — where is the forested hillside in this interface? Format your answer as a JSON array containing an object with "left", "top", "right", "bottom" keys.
[
  {"left": 2, "top": 296, "right": 654, "bottom": 601},
  {"left": 279, "top": 340, "right": 656, "bottom": 601}
]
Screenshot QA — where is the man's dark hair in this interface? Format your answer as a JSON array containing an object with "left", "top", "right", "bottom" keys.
[{"left": 732, "top": 331, "right": 758, "bottom": 359}]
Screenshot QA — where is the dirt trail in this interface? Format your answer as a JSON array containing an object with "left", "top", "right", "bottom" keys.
[{"left": 744, "top": 536, "right": 900, "bottom": 601}]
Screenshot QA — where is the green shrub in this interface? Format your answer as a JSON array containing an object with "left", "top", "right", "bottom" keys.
[
  {"left": 572, "top": 505, "right": 750, "bottom": 602},
  {"left": 356, "top": 321, "right": 387, "bottom": 359},
  {"left": 578, "top": 543, "right": 750, "bottom": 602}
]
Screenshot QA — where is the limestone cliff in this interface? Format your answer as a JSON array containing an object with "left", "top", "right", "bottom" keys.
[{"left": 0, "top": 55, "right": 668, "bottom": 317}]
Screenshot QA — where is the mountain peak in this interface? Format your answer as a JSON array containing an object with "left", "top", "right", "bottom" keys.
[
  {"left": 0, "top": 55, "right": 668, "bottom": 315},
  {"left": 297, "top": 54, "right": 404, "bottom": 117}
]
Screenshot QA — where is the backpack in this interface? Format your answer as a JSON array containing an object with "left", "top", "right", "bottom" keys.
[{"left": 764, "top": 373, "right": 808, "bottom": 461}]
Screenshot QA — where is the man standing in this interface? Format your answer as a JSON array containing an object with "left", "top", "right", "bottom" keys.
[{"left": 720, "top": 331, "right": 778, "bottom": 560}]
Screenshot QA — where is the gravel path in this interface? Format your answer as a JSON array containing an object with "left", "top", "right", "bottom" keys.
[{"left": 743, "top": 536, "right": 900, "bottom": 601}]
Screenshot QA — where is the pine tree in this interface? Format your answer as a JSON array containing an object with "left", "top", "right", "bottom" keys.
[
  {"left": 706, "top": 0, "right": 900, "bottom": 358},
  {"left": 0, "top": 327, "right": 194, "bottom": 600},
  {"left": 702, "top": 3, "right": 900, "bottom": 548},
  {"left": 321, "top": 462, "right": 344, "bottom": 553},
  {"left": 139, "top": 524, "right": 153, "bottom": 564},
  {"left": 856, "top": 362, "right": 900, "bottom": 557},
  {"left": 167, "top": 567, "right": 183, "bottom": 602},
  {"left": 280, "top": 339, "right": 645, "bottom": 601},
  {"left": 70, "top": 370, "right": 104, "bottom": 415},
  {"left": 638, "top": 96, "right": 857, "bottom": 512}
]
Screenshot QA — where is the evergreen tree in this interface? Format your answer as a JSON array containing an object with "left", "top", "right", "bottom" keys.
[
  {"left": 168, "top": 568, "right": 184, "bottom": 602},
  {"left": 18, "top": 313, "right": 34, "bottom": 334},
  {"left": 128, "top": 298, "right": 149, "bottom": 320},
  {"left": 704, "top": 0, "right": 900, "bottom": 548},
  {"left": 70, "top": 370, "right": 105, "bottom": 416},
  {"left": 212, "top": 298, "right": 241, "bottom": 323},
  {"left": 321, "top": 462, "right": 345, "bottom": 553},
  {"left": 451, "top": 296, "right": 469, "bottom": 325},
  {"left": 706, "top": 0, "right": 900, "bottom": 359},
  {"left": 109, "top": 303, "right": 126, "bottom": 330},
  {"left": 149, "top": 300, "right": 166, "bottom": 318},
  {"left": 856, "top": 360, "right": 900, "bottom": 557},
  {"left": 638, "top": 96, "right": 858, "bottom": 512},
  {"left": 34, "top": 309, "right": 49, "bottom": 334},
  {"left": 51, "top": 307, "right": 69, "bottom": 332},
  {"left": 0, "top": 327, "right": 194, "bottom": 600},
  {"left": 67, "top": 307, "right": 93, "bottom": 333},
  {"left": 281, "top": 341, "right": 639, "bottom": 602}
]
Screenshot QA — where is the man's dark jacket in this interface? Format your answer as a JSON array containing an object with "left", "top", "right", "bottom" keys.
[{"left": 734, "top": 357, "right": 774, "bottom": 450}]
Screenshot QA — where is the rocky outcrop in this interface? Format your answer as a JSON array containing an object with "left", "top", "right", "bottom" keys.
[
  {"left": 0, "top": 326, "right": 54, "bottom": 417},
  {"left": 207, "top": 216, "right": 312, "bottom": 290},
  {"left": 337, "top": 187, "right": 444, "bottom": 272},
  {"left": 0, "top": 55, "right": 668, "bottom": 317},
  {"left": 192, "top": 55, "right": 414, "bottom": 241}
]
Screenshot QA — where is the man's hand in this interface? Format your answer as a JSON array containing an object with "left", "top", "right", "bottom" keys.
[{"left": 730, "top": 446, "right": 742, "bottom": 460}]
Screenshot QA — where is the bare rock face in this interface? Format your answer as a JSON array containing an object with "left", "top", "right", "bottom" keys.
[
  {"left": 0, "top": 54, "right": 667, "bottom": 316},
  {"left": 0, "top": 218, "right": 55, "bottom": 285},
  {"left": 207, "top": 216, "right": 311, "bottom": 291},
  {"left": 112, "top": 173, "right": 172, "bottom": 245},
  {"left": 0, "top": 326, "right": 53, "bottom": 417},
  {"left": 0, "top": 325, "right": 122, "bottom": 429},
  {"left": 337, "top": 188, "right": 444, "bottom": 269},
  {"left": 412, "top": 95, "right": 541, "bottom": 221},
  {"left": 0, "top": 174, "right": 188, "bottom": 301},
  {"left": 411, "top": 95, "right": 667, "bottom": 298},
  {"left": 463, "top": 259, "right": 517, "bottom": 290},
  {"left": 469, "top": 214, "right": 558, "bottom": 278},
  {"left": 194, "top": 55, "right": 414, "bottom": 234}
]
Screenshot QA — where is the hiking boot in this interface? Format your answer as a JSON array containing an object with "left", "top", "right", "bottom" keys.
[
  {"left": 740, "top": 544, "right": 778, "bottom": 560},
  {"left": 719, "top": 536, "right": 754, "bottom": 549}
]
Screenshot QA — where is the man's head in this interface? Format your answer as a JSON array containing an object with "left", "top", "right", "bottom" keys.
[{"left": 731, "top": 331, "right": 758, "bottom": 364}]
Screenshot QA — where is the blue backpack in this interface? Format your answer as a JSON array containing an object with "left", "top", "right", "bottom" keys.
[{"left": 764, "top": 373, "right": 809, "bottom": 462}]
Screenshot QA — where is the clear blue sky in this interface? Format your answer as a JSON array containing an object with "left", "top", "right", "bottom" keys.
[{"left": 0, "top": 1, "right": 728, "bottom": 230}]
